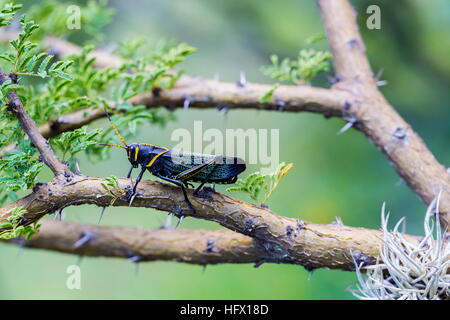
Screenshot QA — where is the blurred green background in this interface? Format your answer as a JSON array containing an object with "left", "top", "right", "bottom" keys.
[{"left": 0, "top": 0, "right": 449, "bottom": 299}]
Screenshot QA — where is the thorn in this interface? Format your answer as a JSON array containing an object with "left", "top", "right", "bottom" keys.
[
  {"left": 330, "top": 216, "right": 344, "bottom": 226},
  {"left": 74, "top": 159, "right": 81, "bottom": 174},
  {"left": 217, "top": 104, "right": 228, "bottom": 115},
  {"left": 375, "top": 68, "right": 384, "bottom": 80},
  {"left": 128, "top": 192, "right": 138, "bottom": 207},
  {"left": 347, "top": 39, "right": 359, "bottom": 49},
  {"left": 337, "top": 113, "right": 357, "bottom": 135},
  {"left": 285, "top": 225, "right": 294, "bottom": 237},
  {"left": 183, "top": 97, "right": 192, "bottom": 110},
  {"left": 375, "top": 68, "right": 388, "bottom": 87},
  {"left": 351, "top": 249, "right": 372, "bottom": 268},
  {"left": 307, "top": 269, "right": 315, "bottom": 280},
  {"left": 395, "top": 178, "right": 405, "bottom": 186},
  {"left": 166, "top": 213, "right": 175, "bottom": 229},
  {"left": 205, "top": 239, "right": 217, "bottom": 253},
  {"left": 296, "top": 219, "right": 305, "bottom": 230},
  {"left": 343, "top": 101, "right": 351, "bottom": 111},
  {"left": 337, "top": 121, "right": 354, "bottom": 135},
  {"left": 236, "top": 71, "right": 247, "bottom": 87},
  {"left": 32, "top": 182, "right": 47, "bottom": 192},
  {"left": 393, "top": 126, "right": 407, "bottom": 140},
  {"left": 175, "top": 215, "right": 184, "bottom": 228},
  {"left": 16, "top": 244, "right": 25, "bottom": 258},
  {"left": 128, "top": 255, "right": 143, "bottom": 276},
  {"left": 158, "top": 213, "right": 173, "bottom": 229},
  {"left": 274, "top": 98, "right": 285, "bottom": 111},
  {"left": 328, "top": 75, "right": 342, "bottom": 85},
  {"left": 128, "top": 255, "right": 143, "bottom": 263},
  {"left": 73, "top": 231, "right": 95, "bottom": 249},
  {"left": 244, "top": 218, "right": 255, "bottom": 234},
  {"left": 98, "top": 207, "right": 106, "bottom": 224},
  {"left": 254, "top": 259, "right": 266, "bottom": 268},
  {"left": 54, "top": 209, "right": 63, "bottom": 221},
  {"left": 75, "top": 255, "right": 84, "bottom": 266}
]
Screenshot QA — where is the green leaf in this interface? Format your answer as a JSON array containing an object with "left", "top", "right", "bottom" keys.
[
  {"left": 37, "top": 54, "right": 53, "bottom": 77},
  {"left": 0, "top": 206, "right": 41, "bottom": 240},
  {"left": 227, "top": 163, "right": 294, "bottom": 204},
  {"left": 0, "top": 3, "right": 22, "bottom": 27},
  {"left": 261, "top": 49, "right": 331, "bottom": 84},
  {"left": 101, "top": 175, "right": 125, "bottom": 205},
  {"left": 51, "top": 128, "right": 102, "bottom": 161},
  {"left": 259, "top": 83, "right": 280, "bottom": 103}
]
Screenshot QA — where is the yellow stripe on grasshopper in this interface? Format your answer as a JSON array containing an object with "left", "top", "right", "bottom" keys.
[{"left": 146, "top": 149, "right": 169, "bottom": 168}]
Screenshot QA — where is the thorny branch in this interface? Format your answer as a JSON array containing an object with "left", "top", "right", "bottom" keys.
[
  {"left": 0, "top": 0, "right": 448, "bottom": 270},
  {"left": 6, "top": 219, "right": 419, "bottom": 269},
  {"left": 0, "top": 30, "right": 349, "bottom": 155},
  {"left": 1, "top": 175, "right": 419, "bottom": 270},
  {"left": 34, "top": 82, "right": 348, "bottom": 141},
  {"left": 317, "top": 0, "right": 450, "bottom": 226},
  {"left": 8, "top": 220, "right": 267, "bottom": 265}
]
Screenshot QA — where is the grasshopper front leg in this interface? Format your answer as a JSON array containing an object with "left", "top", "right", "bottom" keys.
[{"left": 128, "top": 165, "right": 146, "bottom": 205}]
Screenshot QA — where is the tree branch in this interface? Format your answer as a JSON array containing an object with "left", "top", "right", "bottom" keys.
[
  {"left": 0, "top": 69, "right": 68, "bottom": 175},
  {"left": 43, "top": 35, "right": 347, "bottom": 117},
  {"left": 317, "top": 0, "right": 373, "bottom": 82},
  {"left": 0, "top": 175, "right": 419, "bottom": 271},
  {"left": 6, "top": 220, "right": 266, "bottom": 265},
  {"left": 0, "top": 30, "right": 349, "bottom": 153},
  {"left": 34, "top": 82, "right": 347, "bottom": 141},
  {"left": 317, "top": 0, "right": 450, "bottom": 226},
  {"left": 3, "top": 218, "right": 418, "bottom": 268}
]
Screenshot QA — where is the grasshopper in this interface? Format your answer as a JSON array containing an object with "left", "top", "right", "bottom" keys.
[{"left": 100, "top": 111, "right": 246, "bottom": 212}]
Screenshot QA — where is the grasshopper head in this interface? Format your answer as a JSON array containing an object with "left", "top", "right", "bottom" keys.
[{"left": 128, "top": 143, "right": 140, "bottom": 168}]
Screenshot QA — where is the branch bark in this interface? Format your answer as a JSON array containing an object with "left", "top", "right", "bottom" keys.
[
  {"left": 3, "top": 218, "right": 418, "bottom": 268},
  {"left": 317, "top": 0, "right": 450, "bottom": 226},
  {"left": 7, "top": 220, "right": 266, "bottom": 265},
  {"left": 35, "top": 82, "right": 348, "bottom": 141},
  {"left": 0, "top": 175, "right": 419, "bottom": 271}
]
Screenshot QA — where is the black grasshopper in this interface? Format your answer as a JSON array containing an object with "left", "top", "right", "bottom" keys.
[{"left": 100, "top": 112, "right": 246, "bottom": 212}]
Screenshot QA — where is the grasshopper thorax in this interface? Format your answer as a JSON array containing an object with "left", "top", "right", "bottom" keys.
[{"left": 128, "top": 143, "right": 156, "bottom": 167}]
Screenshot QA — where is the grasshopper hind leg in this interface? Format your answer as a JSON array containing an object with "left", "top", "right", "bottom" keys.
[
  {"left": 153, "top": 172, "right": 196, "bottom": 214},
  {"left": 192, "top": 167, "right": 219, "bottom": 200}
]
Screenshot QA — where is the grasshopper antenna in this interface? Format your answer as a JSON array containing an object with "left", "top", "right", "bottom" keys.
[
  {"left": 98, "top": 143, "right": 128, "bottom": 149},
  {"left": 104, "top": 107, "right": 128, "bottom": 147}
]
